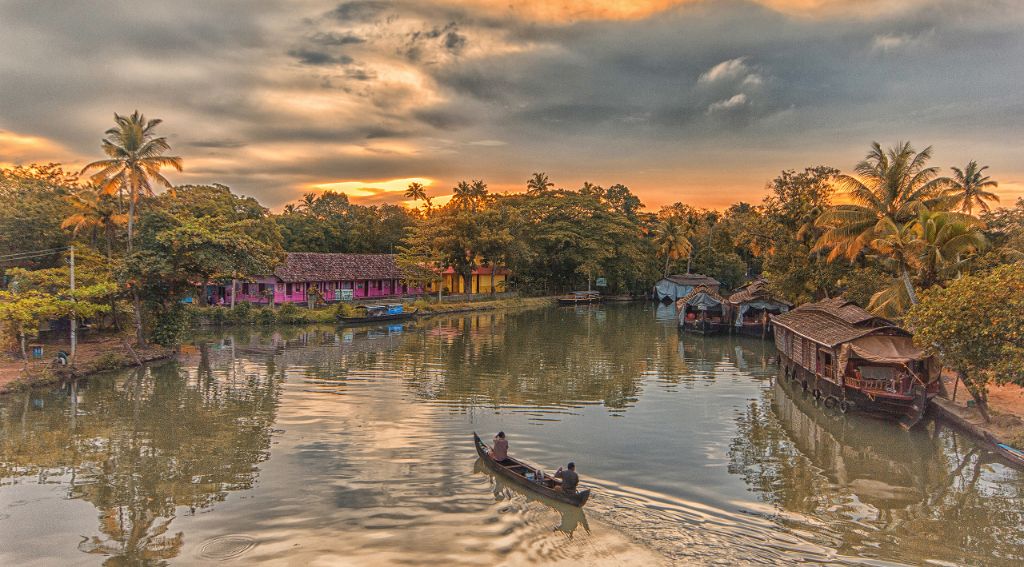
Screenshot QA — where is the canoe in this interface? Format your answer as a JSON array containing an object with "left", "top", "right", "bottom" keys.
[
  {"left": 473, "top": 432, "right": 591, "bottom": 507},
  {"left": 338, "top": 309, "right": 417, "bottom": 325},
  {"left": 985, "top": 432, "right": 1024, "bottom": 469}
]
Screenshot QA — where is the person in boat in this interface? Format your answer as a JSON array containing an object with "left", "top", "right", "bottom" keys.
[
  {"left": 554, "top": 462, "right": 579, "bottom": 494},
  {"left": 490, "top": 431, "right": 512, "bottom": 465}
]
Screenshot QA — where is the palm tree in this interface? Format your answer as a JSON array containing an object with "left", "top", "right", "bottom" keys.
[
  {"left": 946, "top": 161, "right": 999, "bottom": 216},
  {"left": 450, "top": 180, "right": 473, "bottom": 210},
  {"left": 404, "top": 181, "right": 432, "bottom": 213},
  {"left": 815, "top": 141, "right": 949, "bottom": 262},
  {"left": 526, "top": 172, "right": 554, "bottom": 195},
  {"left": 469, "top": 179, "right": 488, "bottom": 208},
  {"left": 61, "top": 186, "right": 128, "bottom": 258},
  {"left": 654, "top": 217, "right": 693, "bottom": 277},
  {"left": 82, "top": 111, "right": 181, "bottom": 345},
  {"left": 81, "top": 111, "right": 182, "bottom": 252}
]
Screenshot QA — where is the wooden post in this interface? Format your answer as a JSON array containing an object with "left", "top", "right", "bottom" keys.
[{"left": 69, "top": 246, "right": 77, "bottom": 367}]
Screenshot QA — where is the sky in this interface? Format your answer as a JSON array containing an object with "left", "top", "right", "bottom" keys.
[{"left": 1, "top": 0, "right": 1023, "bottom": 211}]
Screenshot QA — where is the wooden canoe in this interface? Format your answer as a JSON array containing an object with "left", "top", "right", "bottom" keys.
[
  {"left": 473, "top": 432, "right": 591, "bottom": 507},
  {"left": 338, "top": 309, "right": 417, "bottom": 325},
  {"left": 985, "top": 432, "right": 1024, "bottom": 469}
]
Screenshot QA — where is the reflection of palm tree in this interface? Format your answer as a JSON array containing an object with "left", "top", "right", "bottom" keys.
[{"left": 946, "top": 161, "right": 999, "bottom": 216}]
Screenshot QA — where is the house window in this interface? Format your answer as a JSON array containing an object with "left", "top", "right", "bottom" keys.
[
  {"left": 286, "top": 283, "right": 293, "bottom": 295},
  {"left": 377, "top": 280, "right": 383, "bottom": 291}
]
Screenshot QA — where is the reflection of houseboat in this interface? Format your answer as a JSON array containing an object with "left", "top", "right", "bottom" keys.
[
  {"left": 727, "top": 279, "right": 791, "bottom": 338},
  {"left": 676, "top": 286, "right": 728, "bottom": 335},
  {"left": 771, "top": 298, "right": 939, "bottom": 429},
  {"left": 558, "top": 291, "right": 601, "bottom": 305},
  {"left": 338, "top": 304, "right": 417, "bottom": 324}
]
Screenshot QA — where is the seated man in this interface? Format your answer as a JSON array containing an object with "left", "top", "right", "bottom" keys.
[
  {"left": 489, "top": 431, "right": 511, "bottom": 464},
  {"left": 554, "top": 462, "right": 579, "bottom": 494}
]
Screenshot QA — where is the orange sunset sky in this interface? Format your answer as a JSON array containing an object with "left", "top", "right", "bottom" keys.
[{"left": 1, "top": 0, "right": 1022, "bottom": 210}]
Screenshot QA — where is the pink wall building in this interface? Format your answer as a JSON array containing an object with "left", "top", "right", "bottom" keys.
[{"left": 206, "top": 253, "right": 424, "bottom": 305}]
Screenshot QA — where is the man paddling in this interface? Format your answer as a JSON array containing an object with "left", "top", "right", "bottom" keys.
[
  {"left": 490, "top": 431, "right": 511, "bottom": 464},
  {"left": 554, "top": 462, "right": 579, "bottom": 494}
]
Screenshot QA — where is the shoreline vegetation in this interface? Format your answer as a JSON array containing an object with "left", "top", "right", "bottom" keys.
[{"left": 2, "top": 112, "right": 1023, "bottom": 452}]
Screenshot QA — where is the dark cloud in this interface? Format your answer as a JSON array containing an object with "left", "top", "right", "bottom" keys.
[
  {"left": 412, "top": 108, "right": 473, "bottom": 130},
  {"left": 330, "top": 1, "right": 391, "bottom": 22},
  {"left": 310, "top": 32, "right": 366, "bottom": 45},
  {"left": 186, "top": 139, "right": 248, "bottom": 149},
  {"left": 287, "top": 48, "right": 354, "bottom": 66}
]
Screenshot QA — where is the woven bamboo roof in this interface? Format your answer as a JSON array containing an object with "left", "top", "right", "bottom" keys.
[
  {"left": 273, "top": 253, "right": 404, "bottom": 283},
  {"left": 727, "top": 278, "right": 792, "bottom": 307},
  {"left": 771, "top": 298, "right": 906, "bottom": 347},
  {"left": 675, "top": 285, "right": 726, "bottom": 311},
  {"left": 660, "top": 273, "right": 720, "bottom": 287}
]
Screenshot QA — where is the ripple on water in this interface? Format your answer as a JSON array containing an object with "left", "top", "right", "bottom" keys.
[{"left": 195, "top": 534, "right": 258, "bottom": 561}]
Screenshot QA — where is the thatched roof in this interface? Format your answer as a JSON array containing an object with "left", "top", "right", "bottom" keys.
[
  {"left": 728, "top": 278, "right": 792, "bottom": 307},
  {"left": 675, "top": 285, "right": 726, "bottom": 311},
  {"left": 660, "top": 273, "right": 720, "bottom": 288},
  {"left": 273, "top": 253, "right": 404, "bottom": 283},
  {"left": 771, "top": 298, "right": 906, "bottom": 347}
]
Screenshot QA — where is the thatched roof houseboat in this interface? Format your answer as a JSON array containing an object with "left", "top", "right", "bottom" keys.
[
  {"left": 654, "top": 273, "right": 720, "bottom": 303},
  {"left": 771, "top": 298, "right": 939, "bottom": 429},
  {"left": 675, "top": 285, "right": 729, "bottom": 335},
  {"left": 728, "top": 279, "right": 792, "bottom": 338}
]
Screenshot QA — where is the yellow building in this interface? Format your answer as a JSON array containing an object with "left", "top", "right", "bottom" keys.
[{"left": 427, "top": 266, "right": 510, "bottom": 294}]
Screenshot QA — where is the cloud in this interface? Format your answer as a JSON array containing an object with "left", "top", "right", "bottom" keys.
[
  {"left": 287, "top": 48, "right": 354, "bottom": 66},
  {"left": 707, "top": 93, "right": 749, "bottom": 113},
  {"left": 699, "top": 57, "right": 749, "bottom": 83}
]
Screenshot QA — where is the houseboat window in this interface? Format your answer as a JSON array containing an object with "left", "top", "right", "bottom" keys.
[{"left": 860, "top": 366, "right": 895, "bottom": 380}]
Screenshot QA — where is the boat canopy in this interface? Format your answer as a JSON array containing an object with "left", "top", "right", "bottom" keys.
[{"left": 838, "top": 335, "right": 939, "bottom": 380}]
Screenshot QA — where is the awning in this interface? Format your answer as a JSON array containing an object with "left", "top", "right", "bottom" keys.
[{"left": 847, "top": 335, "right": 924, "bottom": 364}]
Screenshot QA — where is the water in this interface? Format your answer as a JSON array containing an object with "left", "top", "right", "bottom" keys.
[{"left": 1, "top": 303, "right": 1022, "bottom": 565}]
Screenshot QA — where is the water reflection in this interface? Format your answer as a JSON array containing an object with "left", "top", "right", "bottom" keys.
[
  {"left": 474, "top": 457, "right": 591, "bottom": 537},
  {"left": 1, "top": 304, "right": 1022, "bottom": 566}
]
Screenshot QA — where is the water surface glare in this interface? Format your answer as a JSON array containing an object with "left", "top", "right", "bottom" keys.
[{"left": 1, "top": 304, "right": 1022, "bottom": 565}]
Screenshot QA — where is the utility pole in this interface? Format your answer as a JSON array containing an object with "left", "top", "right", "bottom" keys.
[{"left": 70, "top": 245, "right": 76, "bottom": 366}]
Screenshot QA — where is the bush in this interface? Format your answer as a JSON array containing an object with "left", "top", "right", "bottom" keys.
[
  {"left": 151, "top": 306, "right": 188, "bottom": 346},
  {"left": 256, "top": 307, "right": 277, "bottom": 325},
  {"left": 93, "top": 352, "right": 124, "bottom": 371},
  {"left": 276, "top": 303, "right": 303, "bottom": 324}
]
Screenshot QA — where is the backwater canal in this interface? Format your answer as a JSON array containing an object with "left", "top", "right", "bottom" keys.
[{"left": 1, "top": 303, "right": 1022, "bottom": 565}]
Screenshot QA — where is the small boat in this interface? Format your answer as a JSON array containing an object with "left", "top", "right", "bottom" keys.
[
  {"left": 473, "top": 432, "right": 591, "bottom": 507},
  {"left": 558, "top": 291, "right": 601, "bottom": 305},
  {"left": 985, "top": 432, "right": 1024, "bottom": 469},
  {"left": 338, "top": 304, "right": 417, "bottom": 324}
]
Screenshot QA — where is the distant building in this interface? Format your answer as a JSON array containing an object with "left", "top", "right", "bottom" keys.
[
  {"left": 218, "top": 253, "right": 423, "bottom": 305},
  {"left": 653, "top": 273, "right": 720, "bottom": 303},
  {"left": 426, "top": 265, "right": 511, "bottom": 295}
]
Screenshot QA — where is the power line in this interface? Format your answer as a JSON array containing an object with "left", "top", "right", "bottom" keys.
[{"left": 0, "top": 246, "right": 71, "bottom": 262}]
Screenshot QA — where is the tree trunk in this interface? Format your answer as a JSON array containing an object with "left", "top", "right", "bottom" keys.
[
  {"left": 132, "top": 288, "right": 146, "bottom": 346},
  {"left": 901, "top": 265, "right": 919, "bottom": 305},
  {"left": 490, "top": 266, "right": 496, "bottom": 295},
  {"left": 960, "top": 369, "right": 990, "bottom": 422},
  {"left": 230, "top": 278, "right": 237, "bottom": 308},
  {"left": 19, "top": 332, "right": 28, "bottom": 369},
  {"left": 686, "top": 253, "right": 692, "bottom": 274},
  {"left": 664, "top": 253, "right": 671, "bottom": 278},
  {"left": 127, "top": 196, "right": 136, "bottom": 253}
]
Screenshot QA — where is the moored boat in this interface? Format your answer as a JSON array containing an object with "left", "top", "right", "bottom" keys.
[
  {"left": 727, "top": 278, "right": 792, "bottom": 339},
  {"left": 473, "top": 433, "right": 591, "bottom": 507},
  {"left": 771, "top": 298, "right": 940, "bottom": 429},
  {"left": 985, "top": 432, "right": 1024, "bottom": 469},
  {"left": 676, "top": 285, "right": 728, "bottom": 335},
  {"left": 558, "top": 291, "right": 601, "bottom": 305},
  {"left": 338, "top": 304, "right": 417, "bottom": 324}
]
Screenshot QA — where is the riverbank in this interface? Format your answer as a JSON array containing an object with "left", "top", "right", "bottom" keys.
[
  {"left": 0, "top": 337, "right": 174, "bottom": 395},
  {"left": 931, "top": 378, "right": 1024, "bottom": 447}
]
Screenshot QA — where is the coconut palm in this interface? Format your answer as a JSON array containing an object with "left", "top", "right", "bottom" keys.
[
  {"left": 815, "top": 141, "right": 949, "bottom": 262},
  {"left": 81, "top": 111, "right": 182, "bottom": 252},
  {"left": 654, "top": 217, "right": 693, "bottom": 277},
  {"left": 526, "top": 172, "right": 554, "bottom": 195},
  {"left": 946, "top": 161, "right": 999, "bottom": 216},
  {"left": 404, "top": 181, "right": 432, "bottom": 213},
  {"left": 450, "top": 180, "right": 474, "bottom": 210},
  {"left": 61, "top": 186, "right": 128, "bottom": 258}
]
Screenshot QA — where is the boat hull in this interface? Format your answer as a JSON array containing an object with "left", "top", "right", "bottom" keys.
[
  {"left": 777, "top": 352, "right": 930, "bottom": 428},
  {"left": 985, "top": 433, "right": 1024, "bottom": 469},
  {"left": 473, "top": 433, "right": 590, "bottom": 507},
  {"left": 679, "top": 321, "right": 725, "bottom": 335},
  {"left": 338, "top": 310, "right": 417, "bottom": 325}
]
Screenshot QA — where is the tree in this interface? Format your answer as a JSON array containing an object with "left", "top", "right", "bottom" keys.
[
  {"left": 654, "top": 217, "right": 692, "bottom": 277},
  {"left": 404, "top": 181, "right": 432, "bottom": 213},
  {"left": 815, "top": 142, "right": 949, "bottom": 262},
  {"left": 0, "top": 163, "right": 77, "bottom": 269},
  {"left": 81, "top": 111, "right": 183, "bottom": 251},
  {"left": 62, "top": 186, "right": 127, "bottom": 257},
  {"left": 82, "top": 111, "right": 182, "bottom": 346},
  {"left": 946, "top": 161, "right": 999, "bottom": 216},
  {"left": 526, "top": 172, "right": 554, "bottom": 195},
  {"left": 906, "top": 263, "right": 1024, "bottom": 421}
]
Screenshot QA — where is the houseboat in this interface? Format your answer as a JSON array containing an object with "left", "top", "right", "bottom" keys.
[
  {"left": 653, "top": 273, "right": 720, "bottom": 304},
  {"left": 676, "top": 285, "right": 728, "bottom": 335},
  {"left": 771, "top": 298, "right": 939, "bottom": 429},
  {"left": 727, "top": 279, "right": 792, "bottom": 338}
]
